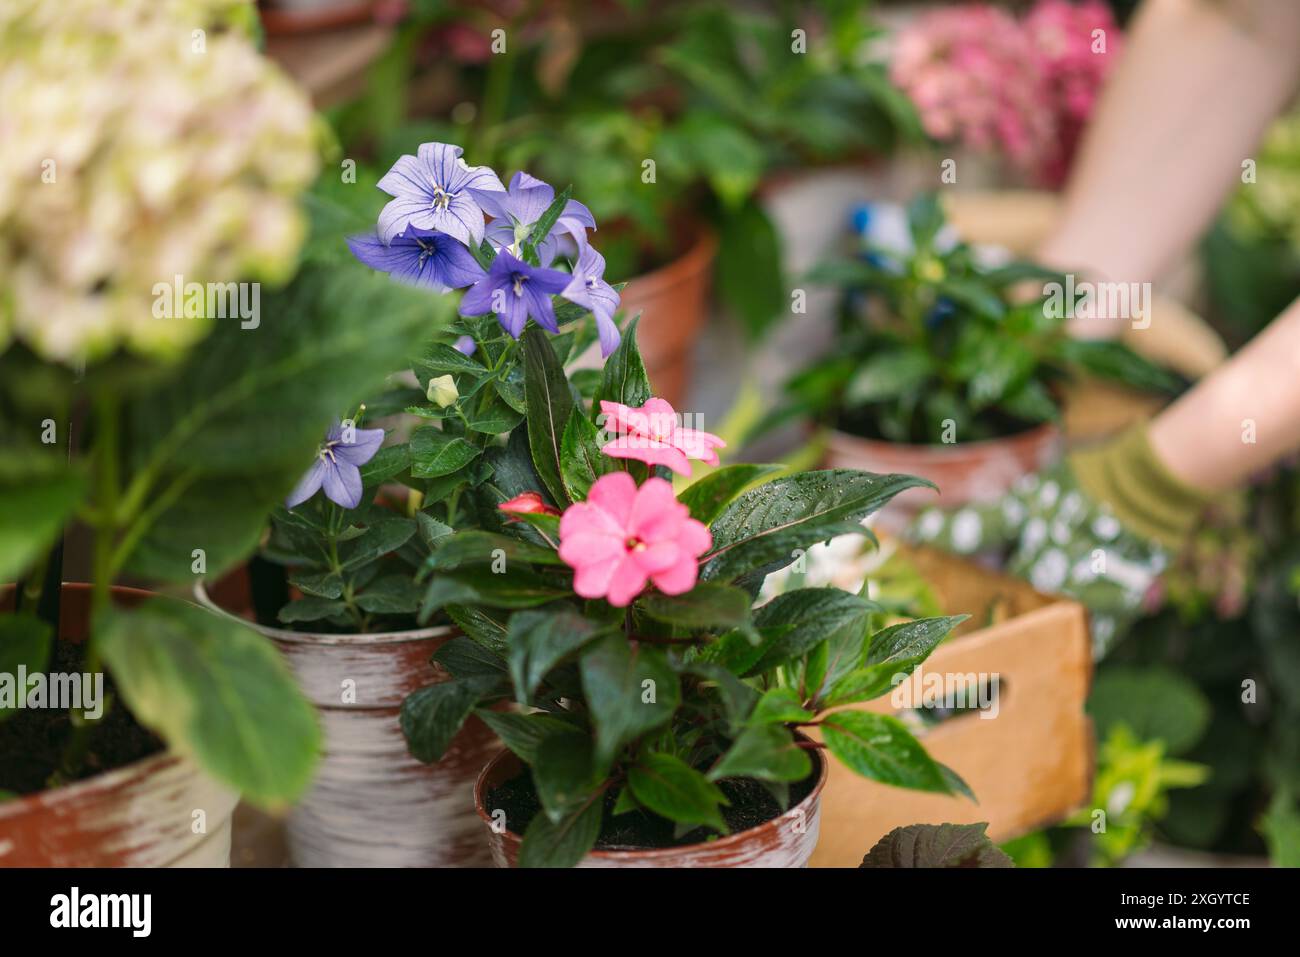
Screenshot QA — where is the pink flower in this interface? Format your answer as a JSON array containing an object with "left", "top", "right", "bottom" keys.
[
  {"left": 599, "top": 398, "right": 726, "bottom": 476},
  {"left": 499, "top": 491, "right": 560, "bottom": 519},
  {"left": 558, "top": 472, "right": 712, "bottom": 607}
]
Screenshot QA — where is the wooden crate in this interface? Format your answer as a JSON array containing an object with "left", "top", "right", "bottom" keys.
[{"left": 807, "top": 546, "right": 1093, "bottom": 867}]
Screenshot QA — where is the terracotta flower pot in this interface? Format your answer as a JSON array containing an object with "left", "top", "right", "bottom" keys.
[
  {"left": 474, "top": 741, "right": 827, "bottom": 868},
  {"left": 195, "top": 584, "right": 499, "bottom": 867},
  {"left": 0, "top": 583, "right": 238, "bottom": 867},
  {"left": 620, "top": 225, "right": 717, "bottom": 409},
  {"left": 824, "top": 423, "right": 1064, "bottom": 533}
]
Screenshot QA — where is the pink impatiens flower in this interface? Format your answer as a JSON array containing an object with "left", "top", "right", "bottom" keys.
[
  {"left": 599, "top": 398, "right": 726, "bottom": 476},
  {"left": 558, "top": 472, "right": 712, "bottom": 607}
]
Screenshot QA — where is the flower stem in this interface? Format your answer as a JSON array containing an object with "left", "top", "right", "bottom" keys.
[{"left": 54, "top": 394, "right": 120, "bottom": 784}]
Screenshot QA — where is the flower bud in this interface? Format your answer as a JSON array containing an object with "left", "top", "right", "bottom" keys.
[{"left": 427, "top": 374, "right": 458, "bottom": 408}]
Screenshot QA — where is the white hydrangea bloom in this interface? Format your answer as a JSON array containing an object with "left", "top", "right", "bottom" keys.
[{"left": 0, "top": 0, "right": 319, "bottom": 364}]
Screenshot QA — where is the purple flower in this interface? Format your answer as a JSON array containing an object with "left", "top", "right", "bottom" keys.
[
  {"left": 458, "top": 250, "right": 570, "bottom": 337},
  {"left": 472, "top": 172, "right": 596, "bottom": 266},
  {"left": 347, "top": 226, "right": 484, "bottom": 293},
  {"left": 453, "top": 335, "right": 476, "bottom": 356},
  {"left": 561, "top": 245, "right": 622, "bottom": 357},
  {"left": 376, "top": 142, "right": 504, "bottom": 247},
  {"left": 286, "top": 420, "right": 386, "bottom": 510}
]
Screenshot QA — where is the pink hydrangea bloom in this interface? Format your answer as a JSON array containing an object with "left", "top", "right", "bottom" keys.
[
  {"left": 891, "top": 0, "right": 1121, "bottom": 187},
  {"left": 558, "top": 472, "right": 712, "bottom": 607},
  {"left": 599, "top": 398, "right": 726, "bottom": 476}
]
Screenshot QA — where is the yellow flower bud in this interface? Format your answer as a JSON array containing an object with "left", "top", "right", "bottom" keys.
[{"left": 427, "top": 374, "right": 458, "bottom": 408}]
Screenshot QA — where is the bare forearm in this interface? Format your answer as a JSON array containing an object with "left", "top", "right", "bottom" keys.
[
  {"left": 1038, "top": 0, "right": 1300, "bottom": 335},
  {"left": 1151, "top": 296, "right": 1300, "bottom": 491}
]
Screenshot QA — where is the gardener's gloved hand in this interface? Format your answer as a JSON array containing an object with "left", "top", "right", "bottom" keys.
[{"left": 908, "top": 423, "right": 1214, "bottom": 656}]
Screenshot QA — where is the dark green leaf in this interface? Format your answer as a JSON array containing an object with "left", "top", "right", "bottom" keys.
[
  {"left": 638, "top": 583, "right": 752, "bottom": 631},
  {"left": 400, "top": 675, "right": 499, "bottom": 763},
  {"left": 677, "top": 463, "right": 781, "bottom": 525},
  {"left": 628, "top": 752, "right": 728, "bottom": 831},
  {"left": 596, "top": 316, "right": 651, "bottom": 410},
  {"left": 517, "top": 794, "right": 603, "bottom": 868},
  {"left": 534, "top": 728, "right": 601, "bottom": 820},
  {"left": 860, "top": 822, "right": 1013, "bottom": 868},
  {"left": 359, "top": 444, "right": 411, "bottom": 487},
  {"left": 523, "top": 325, "right": 574, "bottom": 506},
  {"left": 746, "top": 588, "right": 875, "bottom": 676},
  {"left": 476, "top": 709, "right": 577, "bottom": 764},
  {"left": 580, "top": 633, "right": 681, "bottom": 768},
  {"left": 0, "top": 613, "right": 52, "bottom": 722},
  {"left": 410, "top": 427, "right": 481, "bottom": 478},
  {"left": 701, "top": 470, "right": 934, "bottom": 583},
  {"left": 821, "top": 711, "right": 954, "bottom": 795},
  {"left": 508, "top": 608, "right": 604, "bottom": 703},
  {"left": 560, "top": 406, "right": 618, "bottom": 502},
  {"left": 277, "top": 596, "right": 348, "bottom": 624},
  {"left": 709, "top": 724, "right": 812, "bottom": 783}
]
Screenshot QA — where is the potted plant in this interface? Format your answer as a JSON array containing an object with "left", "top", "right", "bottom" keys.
[
  {"left": 757, "top": 193, "right": 1180, "bottom": 531},
  {"left": 197, "top": 138, "right": 636, "bottom": 865},
  {"left": 0, "top": 2, "right": 434, "bottom": 865},
  {"left": 384, "top": 304, "right": 976, "bottom": 866}
]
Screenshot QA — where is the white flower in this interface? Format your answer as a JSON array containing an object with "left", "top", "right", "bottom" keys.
[{"left": 0, "top": 0, "right": 318, "bottom": 365}]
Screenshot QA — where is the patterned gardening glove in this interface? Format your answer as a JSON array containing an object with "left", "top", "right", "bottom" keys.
[{"left": 909, "top": 423, "right": 1214, "bottom": 657}]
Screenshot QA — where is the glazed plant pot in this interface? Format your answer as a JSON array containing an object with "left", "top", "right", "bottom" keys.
[
  {"left": 0, "top": 583, "right": 238, "bottom": 867},
  {"left": 621, "top": 226, "right": 718, "bottom": 408},
  {"left": 473, "top": 742, "right": 827, "bottom": 868},
  {"left": 196, "top": 583, "right": 499, "bottom": 867},
  {"left": 824, "top": 423, "right": 1063, "bottom": 533}
]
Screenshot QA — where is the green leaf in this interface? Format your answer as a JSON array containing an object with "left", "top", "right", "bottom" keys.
[
  {"left": 1057, "top": 338, "right": 1183, "bottom": 394},
  {"left": 860, "top": 822, "right": 1013, "bottom": 868},
  {"left": 716, "top": 199, "right": 785, "bottom": 338},
  {"left": 709, "top": 724, "right": 812, "bottom": 783},
  {"left": 431, "top": 636, "right": 508, "bottom": 679},
  {"left": 628, "top": 752, "right": 729, "bottom": 831},
  {"left": 844, "top": 351, "right": 932, "bottom": 407},
  {"left": 534, "top": 728, "right": 601, "bottom": 821},
  {"left": 580, "top": 633, "right": 681, "bottom": 768},
  {"left": 746, "top": 588, "right": 875, "bottom": 676},
  {"left": 414, "top": 341, "right": 487, "bottom": 377},
  {"left": 0, "top": 613, "right": 52, "bottom": 722},
  {"left": 507, "top": 608, "right": 604, "bottom": 703},
  {"left": 0, "top": 459, "right": 85, "bottom": 582},
  {"left": 637, "top": 583, "right": 752, "bottom": 631},
  {"left": 359, "top": 444, "right": 410, "bottom": 487},
  {"left": 97, "top": 598, "right": 320, "bottom": 805},
  {"left": 1086, "top": 666, "right": 1211, "bottom": 757},
  {"left": 937, "top": 278, "right": 1007, "bottom": 321},
  {"left": 410, "top": 427, "right": 481, "bottom": 479},
  {"left": 677, "top": 463, "right": 781, "bottom": 525},
  {"left": 418, "top": 566, "right": 567, "bottom": 621},
  {"left": 523, "top": 325, "right": 574, "bottom": 506},
  {"left": 749, "top": 686, "right": 815, "bottom": 724},
  {"left": 596, "top": 316, "right": 651, "bottom": 410},
  {"left": 822, "top": 614, "right": 968, "bottom": 707},
  {"left": 821, "top": 711, "right": 954, "bottom": 796},
  {"left": 461, "top": 392, "right": 526, "bottom": 435},
  {"left": 560, "top": 406, "right": 618, "bottom": 502},
  {"left": 354, "top": 575, "right": 423, "bottom": 614},
  {"left": 518, "top": 794, "right": 603, "bottom": 868},
  {"left": 277, "top": 596, "right": 348, "bottom": 624},
  {"left": 701, "top": 470, "right": 934, "bottom": 583},
  {"left": 400, "top": 675, "right": 500, "bottom": 763},
  {"left": 475, "top": 709, "right": 577, "bottom": 764},
  {"left": 122, "top": 239, "right": 441, "bottom": 582},
  {"left": 340, "top": 516, "right": 416, "bottom": 569},
  {"left": 426, "top": 530, "right": 561, "bottom": 572}
]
